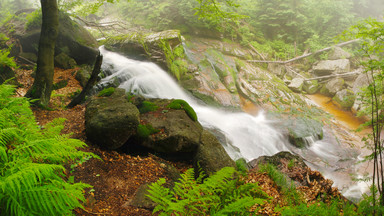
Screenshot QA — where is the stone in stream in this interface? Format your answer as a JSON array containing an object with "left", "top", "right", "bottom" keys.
[
  {"left": 333, "top": 89, "right": 356, "bottom": 110},
  {"left": 319, "top": 77, "right": 345, "bottom": 97},
  {"left": 303, "top": 80, "right": 320, "bottom": 94},
  {"left": 285, "top": 117, "right": 323, "bottom": 148}
]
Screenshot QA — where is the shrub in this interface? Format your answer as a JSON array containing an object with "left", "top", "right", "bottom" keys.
[
  {"left": 0, "top": 84, "right": 98, "bottom": 215},
  {"left": 98, "top": 87, "right": 115, "bottom": 97},
  {"left": 147, "top": 167, "right": 269, "bottom": 215},
  {"left": 0, "top": 49, "right": 17, "bottom": 68},
  {"left": 138, "top": 101, "right": 159, "bottom": 114},
  {"left": 167, "top": 99, "right": 197, "bottom": 121}
]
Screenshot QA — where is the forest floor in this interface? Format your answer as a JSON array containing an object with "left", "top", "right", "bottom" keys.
[{"left": 14, "top": 67, "right": 347, "bottom": 215}]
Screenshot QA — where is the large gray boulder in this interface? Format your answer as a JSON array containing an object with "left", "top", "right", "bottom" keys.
[
  {"left": 303, "top": 80, "right": 320, "bottom": 94},
  {"left": 137, "top": 99, "right": 203, "bottom": 155},
  {"left": 328, "top": 47, "right": 352, "bottom": 60},
  {"left": 85, "top": 88, "right": 140, "bottom": 149},
  {"left": 333, "top": 89, "right": 355, "bottom": 110},
  {"left": 351, "top": 72, "right": 371, "bottom": 114},
  {"left": 288, "top": 77, "right": 304, "bottom": 93},
  {"left": 2, "top": 10, "right": 98, "bottom": 66},
  {"left": 320, "top": 78, "right": 345, "bottom": 97},
  {"left": 194, "top": 130, "right": 236, "bottom": 176},
  {"left": 313, "top": 59, "right": 350, "bottom": 76},
  {"left": 285, "top": 117, "right": 323, "bottom": 148}
]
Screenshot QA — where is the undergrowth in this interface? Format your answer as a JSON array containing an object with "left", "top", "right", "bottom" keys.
[
  {"left": 147, "top": 167, "right": 269, "bottom": 215},
  {"left": 0, "top": 83, "right": 98, "bottom": 215}
]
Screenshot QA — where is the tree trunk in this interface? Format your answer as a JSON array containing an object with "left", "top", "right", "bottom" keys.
[{"left": 25, "top": 0, "right": 59, "bottom": 107}]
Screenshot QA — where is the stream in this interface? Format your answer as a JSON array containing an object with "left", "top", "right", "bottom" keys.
[{"left": 97, "top": 46, "right": 369, "bottom": 202}]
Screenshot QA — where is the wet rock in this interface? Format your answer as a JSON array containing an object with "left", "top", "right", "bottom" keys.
[
  {"left": 333, "top": 89, "right": 355, "bottom": 110},
  {"left": 194, "top": 130, "right": 236, "bottom": 176},
  {"left": 248, "top": 151, "right": 307, "bottom": 170},
  {"left": 285, "top": 117, "right": 323, "bottom": 148},
  {"left": 85, "top": 88, "right": 140, "bottom": 149},
  {"left": 319, "top": 77, "right": 345, "bottom": 97},
  {"left": 303, "top": 80, "right": 320, "bottom": 94},
  {"left": 313, "top": 59, "right": 350, "bottom": 76},
  {"left": 351, "top": 72, "right": 371, "bottom": 114},
  {"left": 328, "top": 47, "right": 351, "bottom": 60},
  {"left": 75, "top": 66, "right": 92, "bottom": 87},
  {"left": 288, "top": 77, "right": 304, "bottom": 93}
]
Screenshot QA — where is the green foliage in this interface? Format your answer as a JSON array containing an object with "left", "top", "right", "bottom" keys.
[
  {"left": 0, "top": 49, "right": 17, "bottom": 68},
  {"left": 280, "top": 199, "right": 357, "bottom": 216},
  {"left": 167, "top": 99, "right": 197, "bottom": 121},
  {"left": 25, "top": 9, "right": 42, "bottom": 31},
  {"left": 137, "top": 124, "right": 159, "bottom": 138},
  {"left": 0, "top": 84, "right": 98, "bottom": 215},
  {"left": 147, "top": 167, "right": 269, "bottom": 215},
  {"left": 139, "top": 101, "right": 159, "bottom": 114},
  {"left": 58, "top": 0, "right": 119, "bottom": 17},
  {"left": 98, "top": 87, "right": 115, "bottom": 97}
]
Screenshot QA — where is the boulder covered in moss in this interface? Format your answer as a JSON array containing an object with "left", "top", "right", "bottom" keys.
[
  {"left": 288, "top": 77, "right": 304, "bottom": 93},
  {"left": 194, "top": 130, "right": 236, "bottom": 176},
  {"left": 312, "top": 59, "right": 350, "bottom": 76},
  {"left": 285, "top": 117, "right": 323, "bottom": 148},
  {"left": 333, "top": 89, "right": 355, "bottom": 110},
  {"left": 319, "top": 77, "right": 345, "bottom": 97},
  {"left": 3, "top": 10, "right": 98, "bottom": 66},
  {"left": 136, "top": 99, "right": 203, "bottom": 156},
  {"left": 303, "top": 80, "right": 320, "bottom": 94},
  {"left": 85, "top": 88, "right": 140, "bottom": 149}
]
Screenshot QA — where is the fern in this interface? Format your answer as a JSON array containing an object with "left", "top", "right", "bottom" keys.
[
  {"left": 147, "top": 167, "right": 269, "bottom": 215},
  {"left": 0, "top": 84, "right": 98, "bottom": 215}
]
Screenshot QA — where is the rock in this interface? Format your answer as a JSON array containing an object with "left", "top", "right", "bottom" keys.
[
  {"left": 18, "top": 52, "right": 37, "bottom": 63},
  {"left": 268, "top": 63, "right": 286, "bottom": 78},
  {"left": 138, "top": 99, "right": 203, "bottom": 156},
  {"left": 194, "top": 130, "right": 236, "bottom": 176},
  {"left": 0, "top": 65, "right": 18, "bottom": 85},
  {"left": 286, "top": 117, "right": 323, "bottom": 148},
  {"left": 328, "top": 47, "right": 352, "bottom": 60},
  {"left": 128, "top": 184, "right": 157, "bottom": 210},
  {"left": 333, "top": 89, "right": 356, "bottom": 110},
  {"left": 312, "top": 59, "right": 350, "bottom": 76},
  {"left": 85, "top": 88, "right": 140, "bottom": 149},
  {"left": 319, "top": 78, "right": 345, "bottom": 97},
  {"left": 3, "top": 10, "right": 98, "bottom": 66},
  {"left": 288, "top": 77, "right": 304, "bottom": 93},
  {"left": 248, "top": 151, "right": 307, "bottom": 170},
  {"left": 75, "top": 66, "right": 92, "bottom": 87},
  {"left": 351, "top": 72, "right": 371, "bottom": 114},
  {"left": 54, "top": 52, "right": 77, "bottom": 69},
  {"left": 303, "top": 80, "right": 320, "bottom": 94}
]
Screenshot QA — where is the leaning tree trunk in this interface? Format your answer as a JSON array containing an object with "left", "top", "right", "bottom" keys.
[{"left": 25, "top": 0, "right": 59, "bottom": 107}]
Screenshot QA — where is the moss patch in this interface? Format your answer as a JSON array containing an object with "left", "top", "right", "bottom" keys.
[
  {"left": 98, "top": 87, "right": 115, "bottom": 97},
  {"left": 137, "top": 124, "right": 159, "bottom": 138},
  {"left": 139, "top": 101, "right": 159, "bottom": 114},
  {"left": 167, "top": 99, "right": 197, "bottom": 121}
]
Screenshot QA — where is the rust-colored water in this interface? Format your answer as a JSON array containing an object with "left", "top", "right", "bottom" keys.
[
  {"left": 240, "top": 97, "right": 260, "bottom": 116},
  {"left": 307, "top": 94, "right": 366, "bottom": 131}
]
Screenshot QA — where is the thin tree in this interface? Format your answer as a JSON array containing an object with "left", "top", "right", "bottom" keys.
[{"left": 25, "top": 0, "right": 59, "bottom": 107}]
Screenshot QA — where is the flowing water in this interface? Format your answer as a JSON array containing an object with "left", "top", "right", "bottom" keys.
[{"left": 98, "top": 46, "right": 368, "bottom": 201}]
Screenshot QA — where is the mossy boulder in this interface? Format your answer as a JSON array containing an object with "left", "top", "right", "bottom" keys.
[
  {"left": 248, "top": 151, "right": 307, "bottom": 170},
  {"left": 288, "top": 77, "right": 304, "bottom": 93},
  {"left": 303, "top": 80, "right": 320, "bottom": 94},
  {"left": 312, "top": 59, "right": 350, "bottom": 76},
  {"left": 3, "top": 10, "right": 98, "bottom": 66},
  {"left": 319, "top": 78, "right": 345, "bottom": 97},
  {"left": 75, "top": 66, "right": 92, "bottom": 87},
  {"left": 194, "top": 130, "right": 236, "bottom": 176},
  {"left": 0, "top": 65, "right": 18, "bottom": 85},
  {"left": 333, "top": 89, "right": 355, "bottom": 110},
  {"left": 286, "top": 117, "right": 323, "bottom": 148},
  {"left": 135, "top": 99, "right": 203, "bottom": 156},
  {"left": 85, "top": 88, "right": 140, "bottom": 149},
  {"left": 54, "top": 52, "right": 76, "bottom": 69}
]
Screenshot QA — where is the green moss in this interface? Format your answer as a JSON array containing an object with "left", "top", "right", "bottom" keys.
[
  {"left": 139, "top": 101, "right": 159, "bottom": 114},
  {"left": 98, "top": 87, "right": 115, "bottom": 97},
  {"left": 167, "top": 99, "right": 197, "bottom": 121},
  {"left": 25, "top": 10, "right": 42, "bottom": 31},
  {"left": 137, "top": 124, "right": 159, "bottom": 138}
]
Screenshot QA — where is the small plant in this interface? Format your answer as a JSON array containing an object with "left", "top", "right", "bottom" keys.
[
  {"left": 147, "top": 167, "right": 269, "bottom": 215},
  {"left": 137, "top": 124, "right": 159, "bottom": 138},
  {"left": 167, "top": 99, "right": 197, "bottom": 121},
  {"left": 0, "top": 49, "right": 17, "bottom": 68},
  {"left": 138, "top": 101, "right": 159, "bottom": 114},
  {"left": 98, "top": 87, "right": 115, "bottom": 97}
]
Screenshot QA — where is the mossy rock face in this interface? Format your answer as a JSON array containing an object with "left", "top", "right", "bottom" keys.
[
  {"left": 285, "top": 117, "right": 323, "bottom": 148},
  {"left": 194, "top": 130, "right": 236, "bottom": 176},
  {"left": 288, "top": 78, "right": 304, "bottom": 93},
  {"left": 320, "top": 78, "right": 345, "bottom": 97},
  {"left": 3, "top": 10, "right": 98, "bottom": 66},
  {"left": 303, "top": 80, "right": 320, "bottom": 94},
  {"left": 75, "top": 66, "right": 92, "bottom": 87},
  {"left": 134, "top": 98, "right": 203, "bottom": 156},
  {"left": 85, "top": 88, "right": 140, "bottom": 150},
  {"left": 248, "top": 151, "right": 307, "bottom": 170},
  {"left": 333, "top": 89, "right": 355, "bottom": 110},
  {"left": 54, "top": 52, "right": 76, "bottom": 69}
]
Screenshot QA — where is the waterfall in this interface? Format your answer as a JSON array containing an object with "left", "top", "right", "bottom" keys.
[
  {"left": 98, "top": 46, "right": 289, "bottom": 161},
  {"left": 97, "top": 46, "right": 368, "bottom": 201}
]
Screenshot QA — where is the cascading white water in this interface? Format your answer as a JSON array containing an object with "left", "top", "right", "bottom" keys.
[
  {"left": 98, "top": 46, "right": 368, "bottom": 200},
  {"left": 98, "top": 46, "right": 289, "bottom": 161}
]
